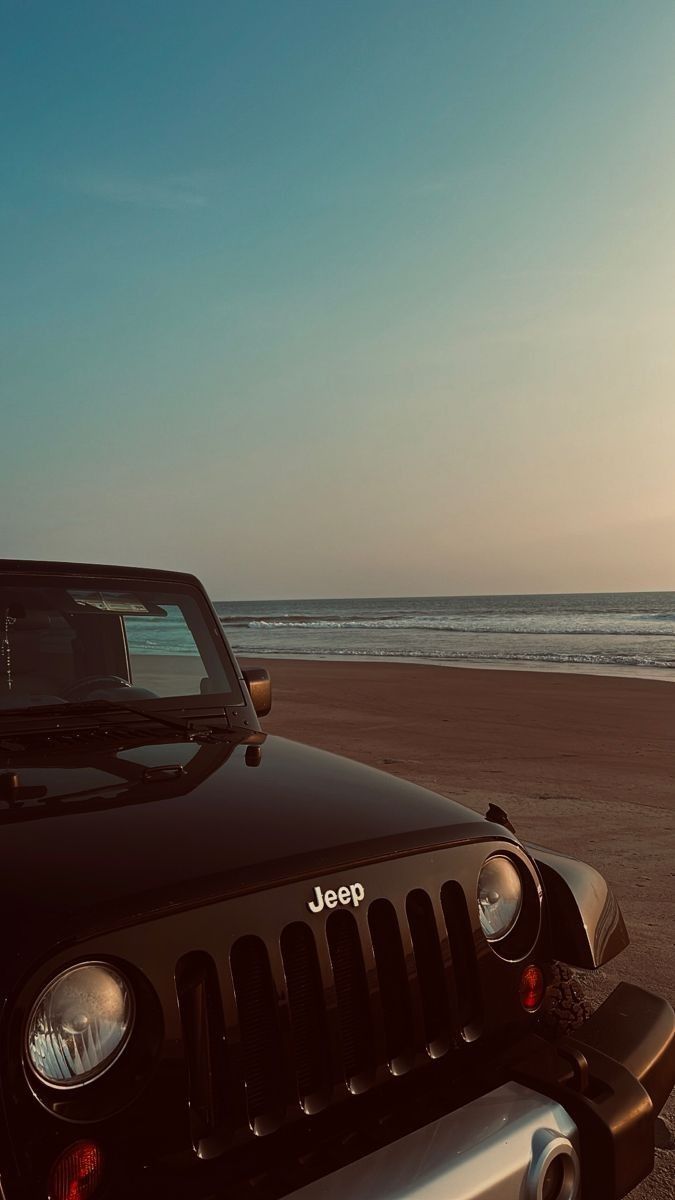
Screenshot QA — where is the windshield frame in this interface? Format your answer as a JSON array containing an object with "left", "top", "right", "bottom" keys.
[{"left": 0, "top": 564, "right": 247, "bottom": 720}]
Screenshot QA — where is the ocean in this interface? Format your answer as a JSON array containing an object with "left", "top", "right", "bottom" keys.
[
  {"left": 127, "top": 592, "right": 675, "bottom": 680},
  {"left": 212, "top": 592, "right": 675, "bottom": 680}
]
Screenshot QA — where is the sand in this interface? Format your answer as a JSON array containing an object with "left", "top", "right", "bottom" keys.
[{"left": 242, "top": 657, "right": 675, "bottom": 1197}]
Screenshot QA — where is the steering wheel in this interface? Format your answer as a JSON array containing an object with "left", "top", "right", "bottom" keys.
[{"left": 63, "top": 675, "right": 132, "bottom": 701}]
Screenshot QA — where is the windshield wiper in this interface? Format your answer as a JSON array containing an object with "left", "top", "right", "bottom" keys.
[
  {"left": 66, "top": 700, "right": 197, "bottom": 733},
  {"left": 0, "top": 698, "right": 184, "bottom": 727},
  {"left": 1, "top": 699, "right": 234, "bottom": 742}
]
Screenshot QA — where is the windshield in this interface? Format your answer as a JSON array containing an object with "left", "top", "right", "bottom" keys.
[{"left": 0, "top": 572, "right": 241, "bottom": 713}]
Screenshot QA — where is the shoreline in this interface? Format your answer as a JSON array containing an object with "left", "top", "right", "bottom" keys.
[{"left": 235, "top": 651, "right": 675, "bottom": 685}]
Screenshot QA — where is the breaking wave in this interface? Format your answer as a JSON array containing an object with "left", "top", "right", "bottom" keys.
[
  {"left": 219, "top": 615, "right": 675, "bottom": 637},
  {"left": 238, "top": 646, "right": 675, "bottom": 669}
]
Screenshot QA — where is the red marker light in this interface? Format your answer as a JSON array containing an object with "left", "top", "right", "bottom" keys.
[
  {"left": 519, "top": 963, "right": 545, "bottom": 1011},
  {"left": 48, "top": 1141, "right": 103, "bottom": 1200}
]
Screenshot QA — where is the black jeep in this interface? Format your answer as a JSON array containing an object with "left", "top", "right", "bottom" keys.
[{"left": 0, "top": 559, "right": 673, "bottom": 1200}]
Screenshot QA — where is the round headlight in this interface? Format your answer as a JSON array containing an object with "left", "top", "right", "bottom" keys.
[
  {"left": 26, "top": 963, "right": 133, "bottom": 1087},
  {"left": 478, "top": 856, "right": 523, "bottom": 941}
]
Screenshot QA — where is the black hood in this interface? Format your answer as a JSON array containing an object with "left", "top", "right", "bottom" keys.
[{"left": 0, "top": 732, "right": 514, "bottom": 980}]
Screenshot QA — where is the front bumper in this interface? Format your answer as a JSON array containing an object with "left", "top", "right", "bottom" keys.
[
  {"left": 287, "top": 983, "right": 675, "bottom": 1200},
  {"left": 287, "top": 1081, "right": 581, "bottom": 1200}
]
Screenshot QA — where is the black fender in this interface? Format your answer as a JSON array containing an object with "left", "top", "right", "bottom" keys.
[{"left": 526, "top": 844, "right": 629, "bottom": 968}]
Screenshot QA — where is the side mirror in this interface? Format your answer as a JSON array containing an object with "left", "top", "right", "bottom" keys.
[{"left": 242, "top": 668, "right": 272, "bottom": 717}]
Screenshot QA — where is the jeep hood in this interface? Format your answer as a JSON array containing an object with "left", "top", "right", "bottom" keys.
[{"left": 0, "top": 732, "right": 515, "bottom": 975}]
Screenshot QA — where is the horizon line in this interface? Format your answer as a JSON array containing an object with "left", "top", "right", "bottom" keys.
[{"left": 213, "top": 586, "right": 675, "bottom": 603}]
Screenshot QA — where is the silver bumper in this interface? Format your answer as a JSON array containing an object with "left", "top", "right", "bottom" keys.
[{"left": 287, "top": 1082, "right": 580, "bottom": 1200}]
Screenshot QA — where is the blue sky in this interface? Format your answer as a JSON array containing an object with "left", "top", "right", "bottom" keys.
[{"left": 2, "top": 1, "right": 674, "bottom": 597}]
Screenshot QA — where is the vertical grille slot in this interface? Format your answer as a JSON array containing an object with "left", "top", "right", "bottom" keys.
[
  {"left": 281, "top": 922, "right": 332, "bottom": 1109},
  {"left": 176, "top": 951, "right": 230, "bottom": 1152},
  {"left": 406, "top": 889, "right": 451, "bottom": 1057},
  {"left": 441, "top": 881, "right": 483, "bottom": 1038},
  {"left": 326, "top": 910, "right": 374, "bottom": 1087},
  {"left": 231, "top": 935, "right": 286, "bottom": 1133},
  {"left": 368, "top": 899, "right": 414, "bottom": 1072}
]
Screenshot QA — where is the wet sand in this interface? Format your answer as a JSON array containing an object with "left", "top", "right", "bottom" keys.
[{"left": 243, "top": 657, "right": 675, "bottom": 1195}]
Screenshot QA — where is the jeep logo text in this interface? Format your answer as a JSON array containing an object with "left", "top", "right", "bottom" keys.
[{"left": 307, "top": 883, "right": 365, "bottom": 913}]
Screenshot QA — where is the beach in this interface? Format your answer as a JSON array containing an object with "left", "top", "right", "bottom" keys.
[{"left": 245, "top": 657, "right": 675, "bottom": 1195}]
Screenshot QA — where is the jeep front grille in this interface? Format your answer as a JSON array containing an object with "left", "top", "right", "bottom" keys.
[
  {"left": 176, "top": 879, "right": 481, "bottom": 1152},
  {"left": 326, "top": 909, "right": 375, "bottom": 1086}
]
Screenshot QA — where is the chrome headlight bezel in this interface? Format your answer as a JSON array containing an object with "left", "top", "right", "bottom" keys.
[
  {"left": 477, "top": 852, "right": 543, "bottom": 961},
  {"left": 477, "top": 854, "right": 523, "bottom": 942},
  {"left": 25, "top": 960, "right": 135, "bottom": 1089}
]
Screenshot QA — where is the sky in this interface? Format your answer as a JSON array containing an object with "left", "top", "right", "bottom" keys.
[{"left": 2, "top": 1, "right": 675, "bottom": 599}]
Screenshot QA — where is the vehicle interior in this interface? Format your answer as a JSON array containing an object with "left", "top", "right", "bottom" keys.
[{"left": 0, "top": 584, "right": 229, "bottom": 710}]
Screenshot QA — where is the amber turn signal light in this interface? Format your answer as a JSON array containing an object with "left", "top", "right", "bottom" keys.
[
  {"left": 48, "top": 1140, "right": 103, "bottom": 1200},
  {"left": 519, "top": 963, "right": 545, "bottom": 1011}
]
